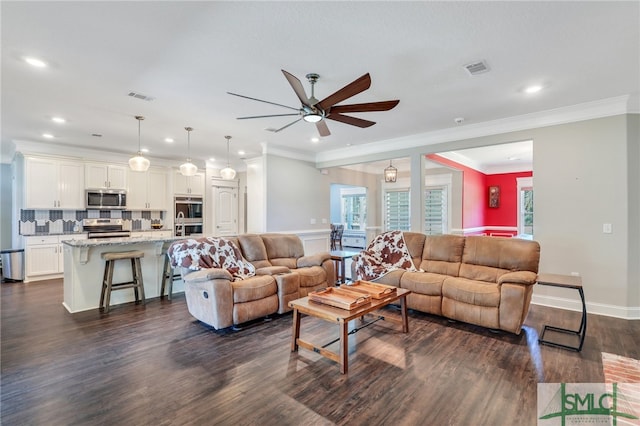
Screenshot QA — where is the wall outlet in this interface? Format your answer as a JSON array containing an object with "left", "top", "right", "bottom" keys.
[
  {"left": 570, "top": 272, "right": 580, "bottom": 276},
  {"left": 310, "top": 218, "right": 316, "bottom": 225},
  {"left": 321, "top": 218, "right": 327, "bottom": 224},
  {"left": 603, "top": 223, "right": 612, "bottom": 234}
]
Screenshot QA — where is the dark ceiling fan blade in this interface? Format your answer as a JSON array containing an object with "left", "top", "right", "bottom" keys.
[
  {"left": 237, "top": 113, "right": 300, "bottom": 120},
  {"left": 281, "top": 70, "right": 311, "bottom": 107},
  {"left": 326, "top": 113, "right": 376, "bottom": 128},
  {"left": 274, "top": 117, "right": 303, "bottom": 133},
  {"left": 227, "top": 92, "right": 300, "bottom": 112},
  {"left": 316, "top": 120, "right": 331, "bottom": 137},
  {"left": 317, "top": 73, "right": 372, "bottom": 111},
  {"left": 329, "top": 100, "right": 399, "bottom": 114}
]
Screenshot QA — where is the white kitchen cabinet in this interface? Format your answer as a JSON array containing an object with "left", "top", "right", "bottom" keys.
[
  {"left": 25, "top": 157, "right": 85, "bottom": 209},
  {"left": 128, "top": 168, "right": 168, "bottom": 210},
  {"left": 85, "top": 163, "right": 127, "bottom": 189},
  {"left": 24, "top": 234, "right": 88, "bottom": 282},
  {"left": 174, "top": 171, "right": 205, "bottom": 196},
  {"left": 130, "top": 230, "right": 172, "bottom": 238}
]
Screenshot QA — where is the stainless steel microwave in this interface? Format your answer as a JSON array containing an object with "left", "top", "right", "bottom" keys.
[{"left": 86, "top": 189, "right": 127, "bottom": 209}]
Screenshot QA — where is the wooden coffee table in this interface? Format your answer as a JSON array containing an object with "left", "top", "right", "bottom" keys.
[{"left": 289, "top": 287, "right": 410, "bottom": 374}]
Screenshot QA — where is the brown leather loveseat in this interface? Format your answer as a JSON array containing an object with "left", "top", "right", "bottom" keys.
[
  {"left": 180, "top": 233, "right": 334, "bottom": 330},
  {"left": 352, "top": 233, "right": 540, "bottom": 334}
]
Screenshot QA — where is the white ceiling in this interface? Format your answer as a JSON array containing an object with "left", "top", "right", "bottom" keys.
[{"left": 2, "top": 2, "right": 639, "bottom": 172}]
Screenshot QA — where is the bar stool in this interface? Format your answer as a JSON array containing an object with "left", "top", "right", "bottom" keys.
[
  {"left": 160, "top": 253, "right": 181, "bottom": 300},
  {"left": 100, "top": 250, "right": 145, "bottom": 313}
]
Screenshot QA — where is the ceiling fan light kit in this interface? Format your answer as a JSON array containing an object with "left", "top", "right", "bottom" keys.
[
  {"left": 180, "top": 126, "right": 198, "bottom": 177},
  {"left": 384, "top": 160, "right": 397, "bottom": 183},
  {"left": 129, "top": 115, "right": 150, "bottom": 172},
  {"left": 228, "top": 69, "right": 399, "bottom": 137},
  {"left": 220, "top": 135, "right": 236, "bottom": 180}
]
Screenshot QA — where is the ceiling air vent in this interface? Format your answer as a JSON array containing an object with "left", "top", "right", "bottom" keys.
[
  {"left": 127, "top": 91, "right": 155, "bottom": 101},
  {"left": 463, "top": 60, "right": 490, "bottom": 76}
]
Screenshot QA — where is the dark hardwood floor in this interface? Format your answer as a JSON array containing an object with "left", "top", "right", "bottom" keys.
[{"left": 1, "top": 279, "right": 638, "bottom": 426}]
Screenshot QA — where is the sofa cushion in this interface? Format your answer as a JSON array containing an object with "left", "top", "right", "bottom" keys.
[
  {"left": 255, "top": 266, "right": 290, "bottom": 276},
  {"left": 296, "top": 265, "right": 327, "bottom": 287},
  {"left": 459, "top": 236, "right": 540, "bottom": 282},
  {"left": 260, "top": 234, "right": 305, "bottom": 269},
  {"left": 442, "top": 277, "right": 500, "bottom": 307},
  {"left": 403, "top": 232, "right": 427, "bottom": 267},
  {"left": 232, "top": 275, "right": 277, "bottom": 303},
  {"left": 237, "top": 234, "right": 272, "bottom": 269},
  {"left": 400, "top": 271, "right": 448, "bottom": 296},
  {"left": 420, "top": 234, "right": 465, "bottom": 276}
]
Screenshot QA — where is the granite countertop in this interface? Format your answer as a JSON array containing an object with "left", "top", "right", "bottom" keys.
[{"left": 62, "top": 236, "right": 184, "bottom": 247}]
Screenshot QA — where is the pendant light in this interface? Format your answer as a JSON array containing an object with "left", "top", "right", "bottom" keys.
[
  {"left": 128, "top": 115, "right": 150, "bottom": 172},
  {"left": 384, "top": 160, "right": 397, "bottom": 183},
  {"left": 180, "top": 126, "right": 198, "bottom": 176},
  {"left": 220, "top": 135, "right": 236, "bottom": 180}
]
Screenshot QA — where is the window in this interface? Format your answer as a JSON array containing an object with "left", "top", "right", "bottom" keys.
[
  {"left": 517, "top": 177, "right": 533, "bottom": 237},
  {"left": 341, "top": 193, "right": 367, "bottom": 230},
  {"left": 385, "top": 189, "right": 410, "bottom": 231},
  {"left": 424, "top": 186, "right": 448, "bottom": 235}
]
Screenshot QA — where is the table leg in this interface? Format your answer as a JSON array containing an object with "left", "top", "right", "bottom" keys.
[
  {"left": 340, "top": 259, "right": 346, "bottom": 284},
  {"left": 339, "top": 321, "right": 348, "bottom": 374},
  {"left": 291, "top": 308, "right": 301, "bottom": 352},
  {"left": 400, "top": 295, "right": 409, "bottom": 333}
]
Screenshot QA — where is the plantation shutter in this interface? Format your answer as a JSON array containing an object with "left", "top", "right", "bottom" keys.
[
  {"left": 424, "top": 186, "right": 447, "bottom": 235},
  {"left": 385, "top": 189, "right": 410, "bottom": 231}
]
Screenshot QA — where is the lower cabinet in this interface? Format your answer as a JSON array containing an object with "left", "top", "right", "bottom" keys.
[
  {"left": 25, "top": 234, "right": 88, "bottom": 282},
  {"left": 130, "top": 230, "right": 173, "bottom": 238}
]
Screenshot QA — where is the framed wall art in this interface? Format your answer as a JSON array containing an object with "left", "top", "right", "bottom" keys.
[{"left": 489, "top": 186, "right": 500, "bottom": 208}]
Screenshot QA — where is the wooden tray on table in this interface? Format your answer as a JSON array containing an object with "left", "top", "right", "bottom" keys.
[
  {"left": 309, "top": 287, "right": 371, "bottom": 310},
  {"left": 343, "top": 280, "right": 397, "bottom": 299}
]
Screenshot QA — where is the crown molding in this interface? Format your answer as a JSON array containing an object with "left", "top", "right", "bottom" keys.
[{"left": 316, "top": 95, "right": 632, "bottom": 165}]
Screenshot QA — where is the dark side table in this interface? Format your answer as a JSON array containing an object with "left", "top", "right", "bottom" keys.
[{"left": 537, "top": 273, "right": 586, "bottom": 352}]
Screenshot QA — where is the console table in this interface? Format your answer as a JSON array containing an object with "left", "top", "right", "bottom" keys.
[{"left": 537, "top": 273, "right": 586, "bottom": 352}]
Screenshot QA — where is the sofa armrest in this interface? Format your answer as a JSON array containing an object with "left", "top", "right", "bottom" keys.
[
  {"left": 297, "top": 252, "right": 331, "bottom": 268},
  {"left": 183, "top": 268, "right": 233, "bottom": 283},
  {"left": 256, "top": 266, "right": 290, "bottom": 275},
  {"left": 498, "top": 271, "right": 537, "bottom": 286}
]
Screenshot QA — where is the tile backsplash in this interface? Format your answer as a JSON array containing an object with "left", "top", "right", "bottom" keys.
[{"left": 19, "top": 209, "right": 166, "bottom": 235}]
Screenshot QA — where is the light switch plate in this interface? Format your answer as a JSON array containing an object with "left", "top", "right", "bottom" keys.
[{"left": 603, "top": 223, "right": 612, "bottom": 234}]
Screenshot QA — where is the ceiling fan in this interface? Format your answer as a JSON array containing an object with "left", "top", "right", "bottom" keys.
[{"left": 227, "top": 70, "right": 399, "bottom": 137}]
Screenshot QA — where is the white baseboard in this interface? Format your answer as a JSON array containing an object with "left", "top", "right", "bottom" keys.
[{"left": 531, "top": 294, "right": 640, "bottom": 320}]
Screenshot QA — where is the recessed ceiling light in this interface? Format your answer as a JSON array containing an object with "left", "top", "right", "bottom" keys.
[
  {"left": 524, "top": 85, "right": 543, "bottom": 94},
  {"left": 508, "top": 156, "right": 520, "bottom": 161},
  {"left": 164, "top": 138, "right": 174, "bottom": 143},
  {"left": 237, "top": 150, "right": 245, "bottom": 156},
  {"left": 42, "top": 133, "right": 54, "bottom": 139},
  {"left": 311, "top": 137, "right": 319, "bottom": 143},
  {"left": 24, "top": 57, "right": 47, "bottom": 68},
  {"left": 52, "top": 117, "right": 66, "bottom": 123},
  {"left": 209, "top": 157, "right": 216, "bottom": 162},
  {"left": 141, "top": 148, "right": 149, "bottom": 153}
]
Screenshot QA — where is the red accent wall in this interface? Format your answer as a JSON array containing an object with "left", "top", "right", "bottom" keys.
[
  {"left": 426, "top": 154, "right": 532, "bottom": 234},
  {"left": 485, "top": 172, "right": 532, "bottom": 227}
]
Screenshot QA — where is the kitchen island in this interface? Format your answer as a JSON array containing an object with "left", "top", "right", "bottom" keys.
[{"left": 62, "top": 236, "right": 185, "bottom": 313}]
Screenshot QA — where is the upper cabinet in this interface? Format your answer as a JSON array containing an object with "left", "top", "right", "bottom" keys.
[
  {"left": 128, "top": 168, "right": 168, "bottom": 210},
  {"left": 174, "top": 171, "right": 205, "bottom": 196},
  {"left": 25, "top": 157, "right": 85, "bottom": 209},
  {"left": 85, "top": 163, "right": 127, "bottom": 189}
]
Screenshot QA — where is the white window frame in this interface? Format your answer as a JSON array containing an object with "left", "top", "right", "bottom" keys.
[{"left": 517, "top": 177, "right": 533, "bottom": 237}]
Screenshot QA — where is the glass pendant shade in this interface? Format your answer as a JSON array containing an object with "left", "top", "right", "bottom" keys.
[
  {"left": 180, "top": 126, "right": 198, "bottom": 176},
  {"left": 220, "top": 166, "right": 236, "bottom": 180},
  {"left": 180, "top": 160, "right": 198, "bottom": 176},
  {"left": 221, "top": 135, "right": 236, "bottom": 180},
  {"left": 129, "top": 116, "right": 150, "bottom": 172},
  {"left": 384, "top": 160, "right": 397, "bottom": 183}
]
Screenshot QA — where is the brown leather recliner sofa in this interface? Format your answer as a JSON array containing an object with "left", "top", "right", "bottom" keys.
[
  {"left": 352, "top": 233, "right": 540, "bottom": 334},
  {"left": 181, "top": 233, "right": 334, "bottom": 330}
]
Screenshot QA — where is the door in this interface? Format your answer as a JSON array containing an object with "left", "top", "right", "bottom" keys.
[
  {"left": 213, "top": 186, "right": 238, "bottom": 236},
  {"left": 26, "top": 245, "right": 59, "bottom": 276}
]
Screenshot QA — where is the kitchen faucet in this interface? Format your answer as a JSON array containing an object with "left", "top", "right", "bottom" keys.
[{"left": 176, "top": 211, "right": 185, "bottom": 237}]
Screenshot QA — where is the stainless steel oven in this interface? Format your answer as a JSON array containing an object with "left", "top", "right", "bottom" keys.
[
  {"left": 175, "top": 196, "right": 203, "bottom": 236},
  {"left": 83, "top": 219, "right": 131, "bottom": 239}
]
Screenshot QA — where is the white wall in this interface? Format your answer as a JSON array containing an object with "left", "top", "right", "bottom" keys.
[{"left": 0, "top": 164, "right": 12, "bottom": 249}]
